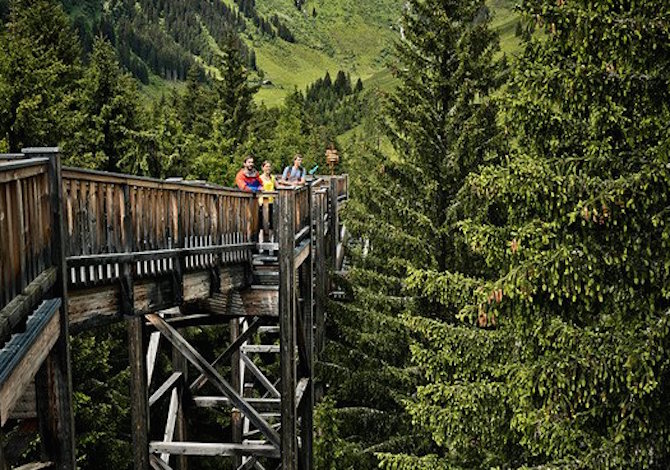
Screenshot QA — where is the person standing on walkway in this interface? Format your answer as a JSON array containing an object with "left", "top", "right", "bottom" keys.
[
  {"left": 281, "top": 153, "right": 306, "bottom": 186},
  {"left": 259, "top": 161, "right": 278, "bottom": 245},
  {"left": 235, "top": 155, "right": 263, "bottom": 192}
]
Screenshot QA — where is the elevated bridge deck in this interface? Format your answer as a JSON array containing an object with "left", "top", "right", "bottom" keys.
[{"left": 0, "top": 148, "right": 348, "bottom": 470}]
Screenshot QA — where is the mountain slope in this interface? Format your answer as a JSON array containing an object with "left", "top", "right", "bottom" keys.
[{"left": 12, "top": 0, "right": 516, "bottom": 106}]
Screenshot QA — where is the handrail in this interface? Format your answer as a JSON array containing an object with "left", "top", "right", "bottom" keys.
[{"left": 63, "top": 167, "right": 253, "bottom": 198}]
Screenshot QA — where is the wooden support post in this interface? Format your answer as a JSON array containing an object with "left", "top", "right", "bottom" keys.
[
  {"left": 172, "top": 191, "right": 184, "bottom": 304},
  {"left": 121, "top": 184, "right": 134, "bottom": 315},
  {"left": 299, "top": 186, "right": 314, "bottom": 470},
  {"left": 172, "top": 346, "right": 188, "bottom": 470},
  {"left": 230, "top": 318, "right": 242, "bottom": 469},
  {"left": 128, "top": 316, "right": 150, "bottom": 470},
  {"left": 26, "top": 148, "right": 75, "bottom": 470},
  {"left": 278, "top": 188, "right": 297, "bottom": 470},
  {"left": 314, "top": 192, "right": 326, "bottom": 358},
  {"left": 118, "top": 180, "right": 149, "bottom": 470},
  {"left": 328, "top": 179, "right": 338, "bottom": 277}
]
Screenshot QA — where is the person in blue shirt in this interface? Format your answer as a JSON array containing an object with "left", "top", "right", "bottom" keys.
[{"left": 281, "top": 154, "right": 306, "bottom": 186}]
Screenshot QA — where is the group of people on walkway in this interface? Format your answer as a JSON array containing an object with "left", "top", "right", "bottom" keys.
[
  {"left": 234, "top": 153, "right": 306, "bottom": 194},
  {"left": 235, "top": 154, "right": 308, "bottom": 243}
]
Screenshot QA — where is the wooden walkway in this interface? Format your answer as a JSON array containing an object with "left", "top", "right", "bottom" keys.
[{"left": 0, "top": 148, "right": 348, "bottom": 470}]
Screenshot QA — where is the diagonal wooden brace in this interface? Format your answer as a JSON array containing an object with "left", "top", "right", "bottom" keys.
[{"left": 146, "top": 314, "right": 281, "bottom": 449}]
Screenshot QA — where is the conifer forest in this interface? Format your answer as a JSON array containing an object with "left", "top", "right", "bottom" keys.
[{"left": 1, "top": 0, "right": 670, "bottom": 468}]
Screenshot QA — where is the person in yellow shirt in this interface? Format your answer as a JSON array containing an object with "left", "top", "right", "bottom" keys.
[{"left": 259, "top": 161, "right": 277, "bottom": 244}]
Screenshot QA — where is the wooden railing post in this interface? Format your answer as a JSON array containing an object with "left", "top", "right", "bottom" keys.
[
  {"left": 25, "top": 147, "right": 76, "bottom": 470},
  {"left": 121, "top": 182, "right": 150, "bottom": 470},
  {"left": 328, "top": 179, "right": 338, "bottom": 277},
  {"left": 278, "top": 188, "right": 297, "bottom": 470},
  {"left": 314, "top": 190, "right": 327, "bottom": 357},
  {"left": 299, "top": 184, "right": 314, "bottom": 470},
  {"left": 172, "top": 190, "right": 184, "bottom": 304}
]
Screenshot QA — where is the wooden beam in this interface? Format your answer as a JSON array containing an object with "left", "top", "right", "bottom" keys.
[
  {"left": 278, "top": 188, "right": 297, "bottom": 470},
  {"left": 1, "top": 304, "right": 60, "bottom": 426},
  {"left": 230, "top": 318, "right": 242, "bottom": 470},
  {"left": 62, "top": 166, "right": 253, "bottom": 198},
  {"left": 192, "top": 397, "right": 279, "bottom": 412},
  {"left": 314, "top": 191, "right": 327, "bottom": 357},
  {"left": 120, "top": 183, "right": 134, "bottom": 316},
  {"left": 13, "top": 463, "right": 54, "bottom": 470},
  {"left": 146, "top": 314, "right": 280, "bottom": 449},
  {"left": 189, "top": 318, "right": 263, "bottom": 392},
  {"left": 66, "top": 243, "right": 256, "bottom": 267},
  {"left": 236, "top": 457, "right": 258, "bottom": 470},
  {"left": 149, "top": 455, "right": 173, "bottom": 470},
  {"left": 171, "top": 190, "right": 184, "bottom": 305},
  {"left": 240, "top": 354, "right": 280, "bottom": 398},
  {"left": 172, "top": 337, "right": 188, "bottom": 470},
  {"left": 295, "top": 378, "right": 309, "bottom": 410},
  {"left": 149, "top": 442, "right": 279, "bottom": 458},
  {"left": 0, "top": 159, "right": 48, "bottom": 184},
  {"left": 33, "top": 148, "right": 75, "bottom": 470},
  {"left": 240, "top": 345, "right": 279, "bottom": 354},
  {"left": 149, "top": 372, "right": 183, "bottom": 407},
  {"left": 294, "top": 240, "right": 310, "bottom": 269},
  {"left": 146, "top": 331, "right": 161, "bottom": 388},
  {"left": 0, "top": 264, "right": 55, "bottom": 345},
  {"left": 160, "top": 389, "right": 179, "bottom": 463},
  {"left": 329, "top": 179, "right": 338, "bottom": 276},
  {"left": 299, "top": 183, "right": 314, "bottom": 470},
  {"left": 336, "top": 225, "right": 349, "bottom": 272},
  {"left": 128, "top": 316, "right": 150, "bottom": 470}
]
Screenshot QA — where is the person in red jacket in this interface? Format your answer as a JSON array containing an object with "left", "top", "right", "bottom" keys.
[{"left": 235, "top": 155, "right": 263, "bottom": 192}]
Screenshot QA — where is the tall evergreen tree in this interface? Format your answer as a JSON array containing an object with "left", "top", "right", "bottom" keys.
[
  {"left": 0, "top": 0, "right": 81, "bottom": 151},
  {"left": 382, "top": 0, "right": 670, "bottom": 468},
  {"left": 213, "top": 33, "right": 258, "bottom": 148},
  {"left": 65, "top": 37, "right": 144, "bottom": 173},
  {"left": 319, "top": 0, "right": 502, "bottom": 467}
]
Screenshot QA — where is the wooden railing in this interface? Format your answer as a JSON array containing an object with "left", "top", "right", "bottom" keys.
[
  {"left": 62, "top": 168, "right": 259, "bottom": 287},
  {"left": 0, "top": 157, "right": 54, "bottom": 329},
  {"left": 0, "top": 148, "right": 75, "bottom": 468}
]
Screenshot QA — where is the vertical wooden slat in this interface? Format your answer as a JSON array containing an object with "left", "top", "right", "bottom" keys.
[
  {"left": 0, "top": 185, "right": 7, "bottom": 308},
  {"left": 23, "top": 178, "right": 33, "bottom": 286},
  {"left": 88, "top": 181, "right": 98, "bottom": 284},
  {"left": 105, "top": 183, "right": 114, "bottom": 280},
  {"left": 5, "top": 183, "right": 17, "bottom": 300},
  {"left": 279, "top": 188, "right": 297, "bottom": 470},
  {"left": 172, "top": 190, "right": 184, "bottom": 305},
  {"left": 16, "top": 179, "right": 27, "bottom": 292}
]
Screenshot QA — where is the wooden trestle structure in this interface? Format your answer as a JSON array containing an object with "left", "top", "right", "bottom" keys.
[{"left": 0, "top": 148, "right": 349, "bottom": 470}]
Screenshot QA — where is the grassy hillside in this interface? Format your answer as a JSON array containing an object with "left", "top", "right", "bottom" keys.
[
  {"left": 248, "top": 0, "right": 402, "bottom": 106},
  {"left": 48, "top": 0, "right": 517, "bottom": 107},
  {"left": 249, "top": 0, "right": 519, "bottom": 106}
]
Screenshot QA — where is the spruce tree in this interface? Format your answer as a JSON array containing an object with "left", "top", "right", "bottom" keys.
[
  {"left": 320, "top": 0, "right": 502, "bottom": 467},
  {"left": 65, "top": 37, "right": 144, "bottom": 173},
  {"left": 213, "top": 33, "right": 258, "bottom": 148},
  {"left": 382, "top": 0, "right": 670, "bottom": 468},
  {"left": 0, "top": 0, "right": 81, "bottom": 151}
]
